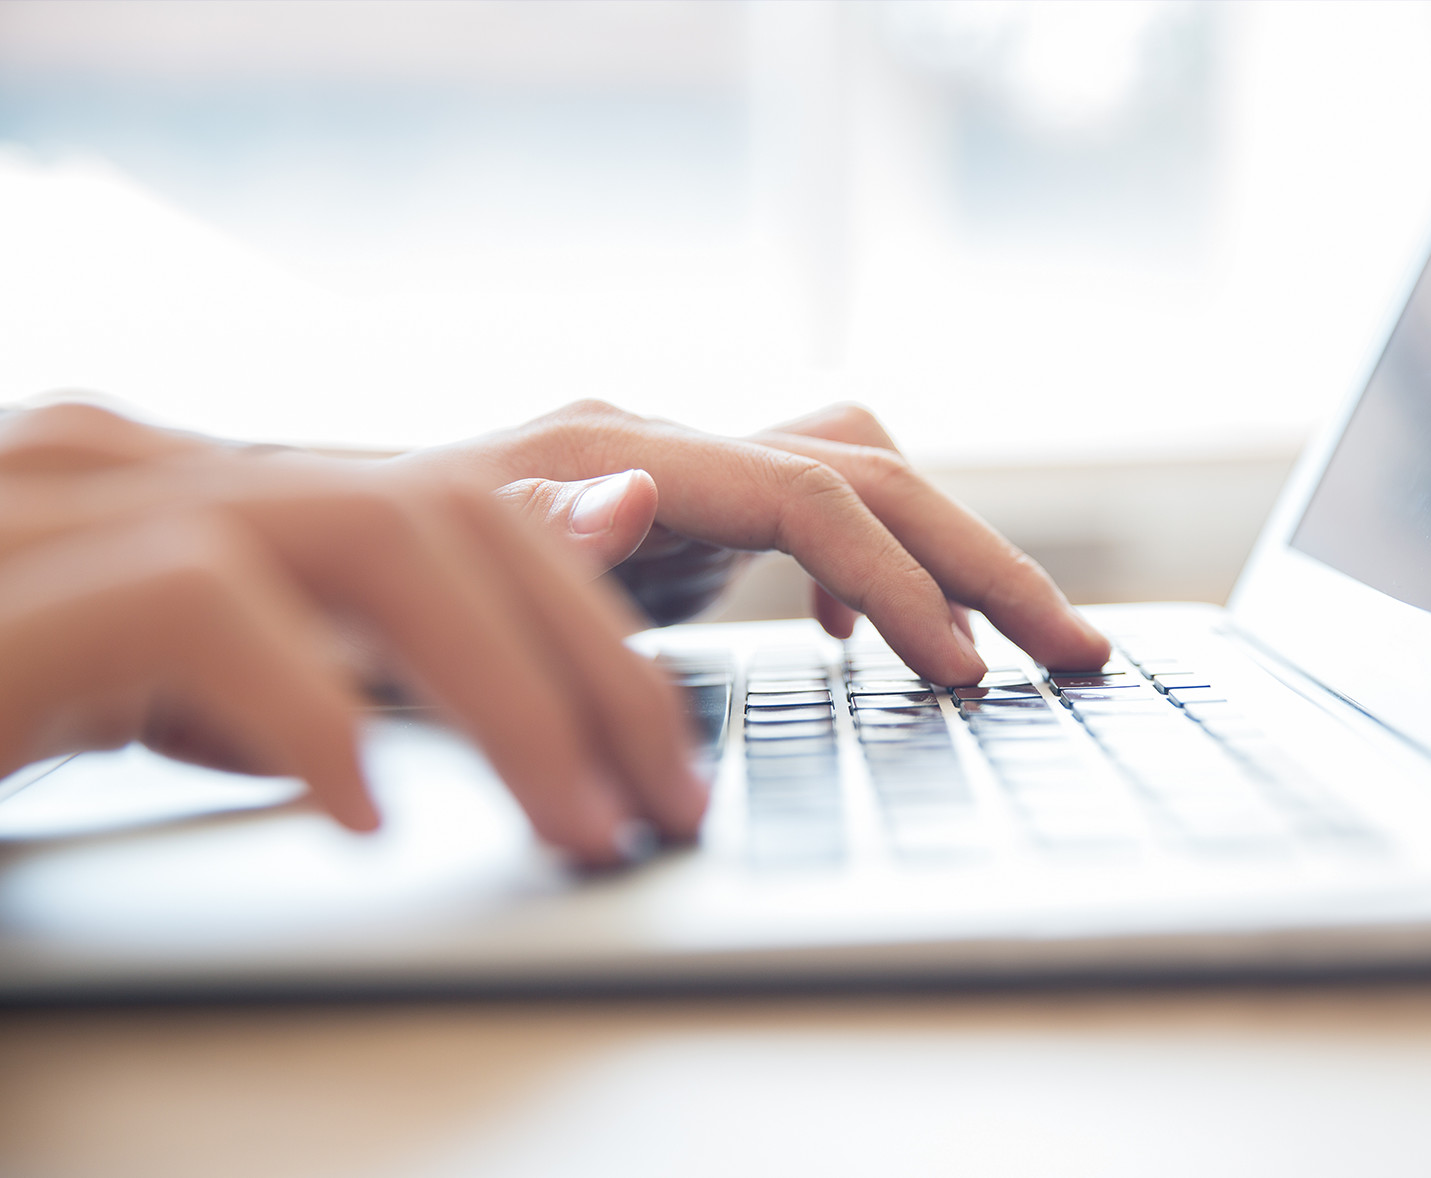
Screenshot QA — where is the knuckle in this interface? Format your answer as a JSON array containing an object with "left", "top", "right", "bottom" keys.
[
  {"left": 855, "top": 445, "right": 911, "bottom": 490},
  {"left": 831, "top": 401, "right": 882, "bottom": 433},
  {"left": 0, "top": 403, "right": 141, "bottom": 470},
  {"left": 772, "top": 457, "right": 853, "bottom": 552},
  {"left": 493, "top": 477, "right": 555, "bottom": 518},
  {"left": 560, "top": 398, "right": 628, "bottom": 424},
  {"left": 782, "top": 456, "right": 847, "bottom": 500}
]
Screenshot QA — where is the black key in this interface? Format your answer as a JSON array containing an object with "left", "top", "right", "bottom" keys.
[
  {"left": 1048, "top": 673, "right": 1129, "bottom": 689},
  {"left": 746, "top": 690, "right": 833, "bottom": 709},
  {"left": 951, "top": 683, "right": 1043, "bottom": 700},
  {"left": 854, "top": 708, "right": 943, "bottom": 726},
  {"left": 1059, "top": 686, "right": 1154, "bottom": 702},
  {"left": 961, "top": 698, "right": 1053, "bottom": 715},
  {"left": 851, "top": 691, "right": 937, "bottom": 707},
  {"left": 959, "top": 696, "right": 1049, "bottom": 711},
  {"left": 967, "top": 668, "right": 1038, "bottom": 688}
]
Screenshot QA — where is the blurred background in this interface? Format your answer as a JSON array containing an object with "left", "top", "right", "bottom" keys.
[{"left": 3, "top": 0, "right": 1431, "bottom": 607}]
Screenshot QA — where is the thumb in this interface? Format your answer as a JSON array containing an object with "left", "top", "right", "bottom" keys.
[{"left": 493, "top": 469, "right": 658, "bottom": 576}]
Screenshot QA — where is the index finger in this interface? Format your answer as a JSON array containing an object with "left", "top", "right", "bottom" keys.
[
  {"left": 570, "top": 425, "right": 987, "bottom": 684},
  {"left": 755, "top": 429, "right": 1110, "bottom": 671}
]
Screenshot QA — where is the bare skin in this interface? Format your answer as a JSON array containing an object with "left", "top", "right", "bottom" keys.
[
  {"left": 0, "top": 399, "right": 1108, "bottom": 867},
  {"left": 0, "top": 404, "right": 703, "bottom": 867},
  {"left": 405, "top": 400, "right": 1111, "bottom": 685}
]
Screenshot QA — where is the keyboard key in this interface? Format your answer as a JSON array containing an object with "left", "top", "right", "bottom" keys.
[
  {"left": 745, "top": 736, "right": 837, "bottom": 757},
  {"left": 1060, "top": 686, "right": 1156, "bottom": 702},
  {"left": 1179, "top": 703, "right": 1261, "bottom": 738},
  {"left": 1019, "top": 804, "right": 1138, "bottom": 850},
  {"left": 1049, "top": 673, "right": 1131, "bottom": 689},
  {"left": 857, "top": 727, "right": 950, "bottom": 748},
  {"left": 746, "top": 691, "right": 833, "bottom": 709},
  {"left": 750, "top": 646, "right": 827, "bottom": 668},
  {"left": 884, "top": 807, "right": 988, "bottom": 860},
  {"left": 1157, "top": 795, "right": 1285, "bottom": 848},
  {"left": 747, "top": 819, "right": 846, "bottom": 866},
  {"left": 744, "top": 720, "right": 835, "bottom": 741},
  {"left": 657, "top": 650, "right": 735, "bottom": 675},
  {"left": 746, "top": 776, "right": 840, "bottom": 805},
  {"left": 671, "top": 671, "right": 733, "bottom": 689},
  {"left": 747, "top": 679, "right": 829, "bottom": 694},
  {"left": 1164, "top": 686, "right": 1228, "bottom": 706},
  {"left": 951, "top": 683, "right": 1043, "bottom": 700},
  {"left": 965, "top": 711, "right": 1060, "bottom": 731},
  {"left": 744, "top": 704, "right": 835, "bottom": 725},
  {"left": 847, "top": 677, "right": 929, "bottom": 694},
  {"left": 969, "top": 667, "right": 1040, "bottom": 687},
  {"left": 1074, "top": 701, "right": 1178, "bottom": 722},
  {"left": 959, "top": 697, "right": 1051, "bottom": 713},
  {"left": 851, "top": 691, "right": 938, "bottom": 707},
  {"left": 1151, "top": 672, "right": 1212, "bottom": 690},
  {"left": 681, "top": 680, "right": 732, "bottom": 748},
  {"left": 745, "top": 756, "right": 839, "bottom": 789}
]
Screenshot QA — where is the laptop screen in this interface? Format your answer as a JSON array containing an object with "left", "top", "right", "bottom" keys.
[{"left": 1290, "top": 254, "right": 1431, "bottom": 614}]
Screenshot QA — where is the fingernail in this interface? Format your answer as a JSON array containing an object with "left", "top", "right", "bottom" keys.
[{"left": 570, "top": 470, "right": 637, "bottom": 535}]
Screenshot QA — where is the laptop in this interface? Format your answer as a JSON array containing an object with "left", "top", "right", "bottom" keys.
[{"left": 4, "top": 254, "right": 1431, "bottom": 1001}]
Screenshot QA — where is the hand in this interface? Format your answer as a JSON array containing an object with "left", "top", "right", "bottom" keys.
[
  {"left": 402, "top": 400, "right": 1110, "bottom": 684},
  {"left": 0, "top": 404, "right": 705, "bottom": 866}
]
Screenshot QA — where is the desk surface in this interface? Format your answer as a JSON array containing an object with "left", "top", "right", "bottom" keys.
[{"left": 6, "top": 985, "right": 1431, "bottom": 1178}]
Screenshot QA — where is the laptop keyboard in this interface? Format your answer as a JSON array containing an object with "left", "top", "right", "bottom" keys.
[{"left": 666, "top": 634, "right": 1380, "bottom": 869}]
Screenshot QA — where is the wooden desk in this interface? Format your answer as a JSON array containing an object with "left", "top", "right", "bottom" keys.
[{"left": 6, "top": 985, "right": 1431, "bottom": 1178}]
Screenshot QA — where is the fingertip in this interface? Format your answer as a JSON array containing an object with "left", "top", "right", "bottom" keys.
[
  {"left": 813, "top": 584, "right": 857, "bottom": 639},
  {"left": 332, "top": 777, "right": 382, "bottom": 833},
  {"left": 1046, "top": 613, "right": 1114, "bottom": 672},
  {"left": 663, "top": 762, "right": 712, "bottom": 841}
]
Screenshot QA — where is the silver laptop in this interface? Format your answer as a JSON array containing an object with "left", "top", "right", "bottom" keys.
[{"left": 5, "top": 255, "right": 1431, "bottom": 1000}]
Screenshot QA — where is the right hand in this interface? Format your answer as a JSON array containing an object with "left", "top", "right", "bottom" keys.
[
  {"left": 0, "top": 404, "right": 706, "bottom": 867},
  {"left": 412, "top": 400, "right": 1110, "bottom": 683}
]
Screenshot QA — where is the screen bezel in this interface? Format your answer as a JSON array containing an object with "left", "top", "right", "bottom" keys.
[{"left": 1230, "top": 233, "right": 1431, "bottom": 759}]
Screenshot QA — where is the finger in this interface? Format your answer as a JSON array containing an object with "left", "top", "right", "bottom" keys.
[
  {"left": 951, "top": 602, "right": 975, "bottom": 643},
  {"left": 448, "top": 492, "right": 709, "bottom": 842},
  {"left": 0, "top": 513, "right": 378, "bottom": 831},
  {"left": 493, "top": 469, "right": 658, "bottom": 576},
  {"left": 758, "top": 401, "right": 899, "bottom": 451},
  {"left": 757, "top": 432, "right": 1110, "bottom": 670},
  {"left": 401, "top": 403, "right": 984, "bottom": 681},
  {"left": 0, "top": 402, "right": 208, "bottom": 475},
  {"left": 223, "top": 475, "right": 677, "bottom": 864},
  {"left": 812, "top": 581, "right": 858, "bottom": 640},
  {"left": 611, "top": 539, "right": 749, "bottom": 626},
  {"left": 640, "top": 441, "right": 984, "bottom": 683}
]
